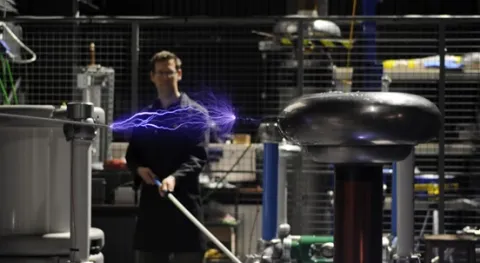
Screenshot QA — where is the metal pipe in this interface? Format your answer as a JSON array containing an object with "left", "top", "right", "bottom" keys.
[
  {"left": 70, "top": 139, "right": 93, "bottom": 262},
  {"left": 166, "top": 192, "right": 242, "bottom": 263},
  {"left": 263, "top": 143, "right": 279, "bottom": 241},
  {"left": 130, "top": 23, "right": 139, "bottom": 113},
  {"left": 334, "top": 164, "right": 383, "bottom": 263},
  {"left": 153, "top": 179, "right": 241, "bottom": 263},
  {"left": 437, "top": 23, "right": 446, "bottom": 234},
  {"left": 392, "top": 162, "right": 398, "bottom": 236},
  {"left": 295, "top": 20, "right": 304, "bottom": 97},
  {"left": 277, "top": 151, "right": 288, "bottom": 225},
  {"left": 5, "top": 15, "right": 480, "bottom": 24},
  {"left": 395, "top": 148, "right": 415, "bottom": 258},
  {"left": 0, "top": 112, "right": 109, "bottom": 129}
]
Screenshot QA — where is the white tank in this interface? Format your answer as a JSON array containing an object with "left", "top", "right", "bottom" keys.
[
  {"left": 0, "top": 105, "right": 106, "bottom": 262},
  {"left": 0, "top": 105, "right": 57, "bottom": 235},
  {"left": 48, "top": 126, "right": 71, "bottom": 233}
]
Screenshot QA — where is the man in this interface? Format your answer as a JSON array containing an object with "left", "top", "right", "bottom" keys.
[{"left": 126, "top": 51, "right": 209, "bottom": 263}]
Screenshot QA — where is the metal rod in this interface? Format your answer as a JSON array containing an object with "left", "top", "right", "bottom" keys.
[
  {"left": 334, "top": 164, "right": 383, "bottom": 263},
  {"left": 277, "top": 152, "right": 288, "bottom": 225},
  {"left": 165, "top": 192, "right": 242, "bottom": 263},
  {"left": 391, "top": 162, "right": 397, "bottom": 236},
  {"left": 395, "top": 148, "right": 415, "bottom": 258},
  {"left": 262, "top": 142, "right": 279, "bottom": 240},
  {"left": 70, "top": 139, "right": 92, "bottom": 263},
  {"left": 130, "top": 23, "right": 139, "bottom": 113},
  {"left": 0, "top": 112, "right": 109, "bottom": 129},
  {"left": 295, "top": 20, "right": 304, "bottom": 97},
  {"left": 437, "top": 23, "right": 446, "bottom": 234}
]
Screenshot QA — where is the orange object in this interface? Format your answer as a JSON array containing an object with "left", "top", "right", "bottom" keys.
[{"left": 104, "top": 159, "right": 127, "bottom": 170}]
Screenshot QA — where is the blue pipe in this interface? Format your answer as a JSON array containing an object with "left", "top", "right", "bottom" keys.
[
  {"left": 391, "top": 162, "right": 397, "bottom": 236},
  {"left": 362, "top": 0, "right": 378, "bottom": 63},
  {"left": 262, "top": 142, "right": 279, "bottom": 241},
  {"left": 361, "top": 0, "right": 383, "bottom": 90}
]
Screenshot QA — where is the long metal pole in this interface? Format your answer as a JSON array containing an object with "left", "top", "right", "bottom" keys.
[
  {"left": 6, "top": 16, "right": 480, "bottom": 24},
  {"left": 70, "top": 139, "right": 93, "bottom": 262},
  {"left": 437, "top": 23, "right": 446, "bottom": 234},
  {"left": 277, "top": 152, "right": 288, "bottom": 225},
  {"left": 296, "top": 20, "right": 304, "bottom": 97},
  {"left": 395, "top": 148, "right": 415, "bottom": 258},
  {"left": 130, "top": 23, "right": 139, "bottom": 113},
  {"left": 154, "top": 179, "right": 242, "bottom": 263},
  {"left": 392, "top": 162, "right": 397, "bottom": 236}
]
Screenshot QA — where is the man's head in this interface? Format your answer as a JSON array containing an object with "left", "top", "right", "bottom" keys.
[{"left": 150, "top": 50, "right": 182, "bottom": 97}]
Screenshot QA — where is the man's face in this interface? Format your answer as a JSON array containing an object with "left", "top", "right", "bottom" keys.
[{"left": 150, "top": 59, "right": 182, "bottom": 94}]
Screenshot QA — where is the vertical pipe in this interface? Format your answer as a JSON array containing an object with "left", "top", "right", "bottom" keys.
[
  {"left": 70, "top": 139, "right": 93, "bottom": 262},
  {"left": 396, "top": 148, "right": 415, "bottom": 258},
  {"left": 317, "top": 0, "right": 329, "bottom": 16},
  {"left": 262, "top": 142, "right": 279, "bottom": 241},
  {"left": 294, "top": 18, "right": 305, "bottom": 234},
  {"left": 362, "top": 0, "right": 377, "bottom": 63},
  {"left": 437, "top": 23, "right": 446, "bottom": 234},
  {"left": 131, "top": 23, "right": 140, "bottom": 113},
  {"left": 334, "top": 164, "right": 383, "bottom": 263},
  {"left": 72, "top": 0, "right": 79, "bottom": 16},
  {"left": 391, "top": 162, "right": 397, "bottom": 237},
  {"left": 277, "top": 151, "right": 288, "bottom": 226},
  {"left": 291, "top": 153, "right": 303, "bottom": 233},
  {"left": 296, "top": 20, "right": 304, "bottom": 97},
  {"left": 352, "top": 0, "right": 382, "bottom": 91}
]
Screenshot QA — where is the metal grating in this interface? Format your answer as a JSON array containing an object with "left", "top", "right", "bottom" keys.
[{"left": 4, "top": 16, "right": 480, "bottom": 259}]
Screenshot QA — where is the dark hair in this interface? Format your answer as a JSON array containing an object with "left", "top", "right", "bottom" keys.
[{"left": 150, "top": 50, "right": 182, "bottom": 72}]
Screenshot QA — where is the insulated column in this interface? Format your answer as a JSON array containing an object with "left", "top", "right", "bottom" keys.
[
  {"left": 259, "top": 121, "right": 283, "bottom": 241},
  {"left": 63, "top": 102, "right": 97, "bottom": 263}
]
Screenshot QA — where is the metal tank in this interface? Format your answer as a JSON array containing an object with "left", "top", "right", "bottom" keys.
[
  {"left": 0, "top": 105, "right": 54, "bottom": 235},
  {"left": 0, "top": 105, "right": 105, "bottom": 263}
]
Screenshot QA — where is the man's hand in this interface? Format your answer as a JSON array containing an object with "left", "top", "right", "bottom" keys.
[
  {"left": 159, "top": 175, "right": 176, "bottom": 197},
  {"left": 136, "top": 167, "right": 156, "bottom": 185}
]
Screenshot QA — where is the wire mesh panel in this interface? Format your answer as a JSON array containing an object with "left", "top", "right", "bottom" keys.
[{"left": 10, "top": 21, "right": 132, "bottom": 134}]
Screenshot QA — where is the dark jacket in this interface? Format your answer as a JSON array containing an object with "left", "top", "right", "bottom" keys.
[{"left": 125, "top": 93, "right": 209, "bottom": 253}]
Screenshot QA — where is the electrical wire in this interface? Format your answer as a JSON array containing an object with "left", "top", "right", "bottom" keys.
[
  {"left": 248, "top": 197, "right": 261, "bottom": 254},
  {"left": 0, "top": 21, "right": 37, "bottom": 64},
  {"left": 5, "top": 58, "right": 17, "bottom": 104},
  {"left": 0, "top": 55, "right": 17, "bottom": 105}
]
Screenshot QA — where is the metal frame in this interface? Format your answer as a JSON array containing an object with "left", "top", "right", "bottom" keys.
[{"left": 3, "top": 15, "right": 480, "bottom": 24}]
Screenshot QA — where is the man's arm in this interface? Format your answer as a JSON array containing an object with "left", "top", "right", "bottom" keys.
[{"left": 171, "top": 130, "right": 209, "bottom": 178}]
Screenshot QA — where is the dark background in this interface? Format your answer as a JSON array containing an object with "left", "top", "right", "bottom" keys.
[{"left": 12, "top": 0, "right": 480, "bottom": 16}]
